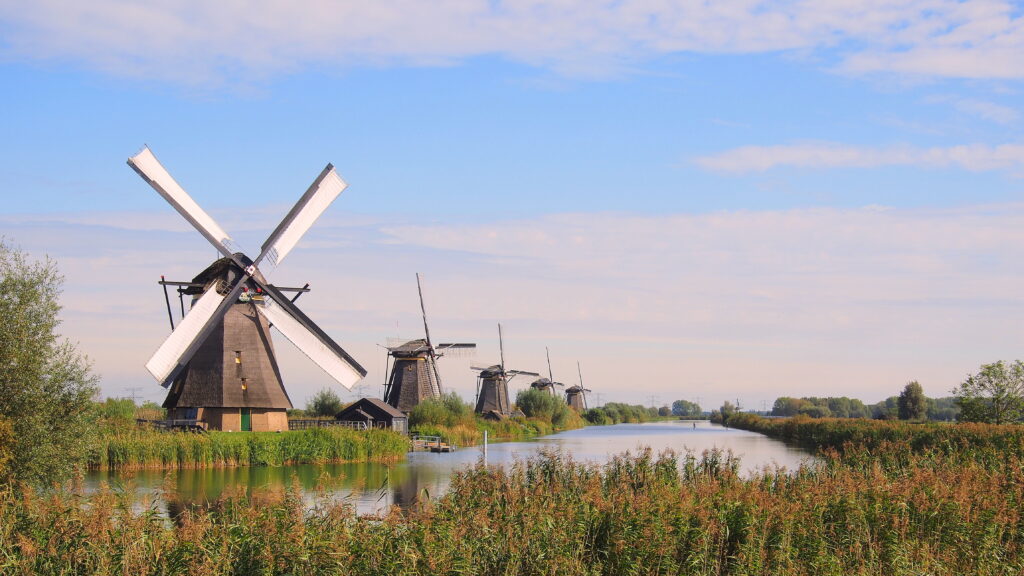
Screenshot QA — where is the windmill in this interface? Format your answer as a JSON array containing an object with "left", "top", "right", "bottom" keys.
[
  {"left": 382, "top": 273, "right": 475, "bottom": 413},
  {"left": 564, "top": 360, "right": 591, "bottom": 412},
  {"left": 472, "top": 324, "right": 539, "bottom": 417},
  {"left": 129, "top": 146, "right": 366, "bottom": 432},
  {"left": 530, "top": 347, "right": 565, "bottom": 397}
]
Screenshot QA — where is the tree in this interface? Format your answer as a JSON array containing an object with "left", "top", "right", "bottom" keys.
[
  {"left": 771, "top": 397, "right": 806, "bottom": 417},
  {"left": 897, "top": 381, "right": 928, "bottom": 420},
  {"left": 306, "top": 387, "right": 343, "bottom": 418},
  {"left": 671, "top": 399, "right": 702, "bottom": 418},
  {"left": 657, "top": 406, "right": 670, "bottom": 417},
  {"left": 872, "top": 396, "right": 899, "bottom": 420},
  {"left": 953, "top": 361, "right": 1024, "bottom": 424},
  {"left": 0, "top": 240, "right": 98, "bottom": 484}
]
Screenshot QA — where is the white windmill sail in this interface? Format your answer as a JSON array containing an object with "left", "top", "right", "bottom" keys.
[
  {"left": 258, "top": 165, "right": 347, "bottom": 271},
  {"left": 255, "top": 295, "right": 364, "bottom": 389},
  {"left": 145, "top": 285, "right": 229, "bottom": 386},
  {"left": 128, "top": 146, "right": 239, "bottom": 258}
]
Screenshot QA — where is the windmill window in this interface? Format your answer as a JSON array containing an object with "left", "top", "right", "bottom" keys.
[
  {"left": 241, "top": 378, "right": 248, "bottom": 391},
  {"left": 235, "top": 351, "right": 241, "bottom": 364}
]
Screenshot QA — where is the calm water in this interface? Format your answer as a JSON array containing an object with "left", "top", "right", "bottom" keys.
[{"left": 87, "top": 421, "right": 814, "bottom": 515}]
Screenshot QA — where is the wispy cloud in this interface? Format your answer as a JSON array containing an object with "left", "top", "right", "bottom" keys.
[
  {"left": 1, "top": 1, "right": 1023, "bottom": 83},
  {"left": 6, "top": 203, "right": 1024, "bottom": 406},
  {"left": 695, "top": 142, "right": 1024, "bottom": 173},
  {"left": 928, "top": 94, "right": 1020, "bottom": 124}
]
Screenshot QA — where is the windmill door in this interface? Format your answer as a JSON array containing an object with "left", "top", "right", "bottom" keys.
[{"left": 241, "top": 408, "right": 252, "bottom": 431}]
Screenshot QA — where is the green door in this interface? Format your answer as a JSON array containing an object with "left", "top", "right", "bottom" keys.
[{"left": 241, "top": 408, "right": 252, "bottom": 431}]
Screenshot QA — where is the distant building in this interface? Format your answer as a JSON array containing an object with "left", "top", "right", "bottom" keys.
[{"left": 336, "top": 397, "right": 409, "bottom": 434}]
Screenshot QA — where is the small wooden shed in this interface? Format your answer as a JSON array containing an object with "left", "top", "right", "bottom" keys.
[{"left": 336, "top": 397, "right": 408, "bottom": 434}]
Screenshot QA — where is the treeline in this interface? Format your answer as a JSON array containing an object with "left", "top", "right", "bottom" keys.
[
  {"left": 582, "top": 402, "right": 662, "bottom": 425},
  {"left": 769, "top": 394, "right": 959, "bottom": 420}
]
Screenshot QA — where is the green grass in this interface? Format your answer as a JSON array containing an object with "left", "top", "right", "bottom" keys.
[{"left": 89, "top": 426, "right": 409, "bottom": 470}]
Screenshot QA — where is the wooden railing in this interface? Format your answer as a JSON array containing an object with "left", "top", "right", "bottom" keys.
[
  {"left": 288, "top": 419, "right": 368, "bottom": 431},
  {"left": 136, "top": 418, "right": 208, "bottom": 432}
]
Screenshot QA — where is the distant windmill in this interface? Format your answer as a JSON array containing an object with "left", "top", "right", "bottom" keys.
[
  {"left": 530, "top": 347, "right": 565, "bottom": 397},
  {"left": 383, "top": 273, "right": 475, "bottom": 412},
  {"left": 129, "top": 146, "right": 366, "bottom": 432},
  {"left": 472, "top": 323, "right": 539, "bottom": 417},
  {"left": 565, "top": 361, "right": 591, "bottom": 412}
]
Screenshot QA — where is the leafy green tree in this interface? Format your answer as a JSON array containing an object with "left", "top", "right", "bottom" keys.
[
  {"left": 516, "top": 389, "right": 574, "bottom": 426},
  {"left": 771, "top": 397, "right": 806, "bottom": 417},
  {"left": 306, "top": 387, "right": 343, "bottom": 418},
  {"left": 657, "top": 406, "right": 670, "bottom": 417},
  {"left": 927, "top": 397, "right": 960, "bottom": 421},
  {"left": 582, "top": 407, "right": 611, "bottom": 425},
  {"left": 0, "top": 240, "right": 99, "bottom": 484},
  {"left": 872, "top": 396, "right": 899, "bottom": 420},
  {"left": 671, "top": 399, "right": 702, "bottom": 418},
  {"left": 954, "top": 361, "right": 1024, "bottom": 424},
  {"left": 898, "top": 381, "right": 928, "bottom": 420},
  {"left": 798, "top": 404, "right": 832, "bottom": 418}
]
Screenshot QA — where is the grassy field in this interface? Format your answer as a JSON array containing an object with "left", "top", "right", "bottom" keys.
[{"left": 89, "top": 426, "right": 410, "bottom": 470}]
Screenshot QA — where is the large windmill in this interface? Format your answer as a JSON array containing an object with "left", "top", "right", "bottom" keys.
[
  {"left": 129, "top": 146, "right": 366, "bottom": 432},
  {"left": 472, "top": 324, "right": 539, "bottom": 417},
  {"left": 383, "top": 273, "right": 475, "bottom": 413},
  {"left": 565, "top": 361, "right": 591, "bottom": 412},
  {"left": 529, "top": 347, "right": 565, "bottom": 397}
]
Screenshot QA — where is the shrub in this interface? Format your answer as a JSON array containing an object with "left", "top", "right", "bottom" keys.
[
  {"left": 409, "top": 392, "right": 475, "bottom": 428},
  {"left": 307, "top": 388, "right": 344, "bottom": 418}
]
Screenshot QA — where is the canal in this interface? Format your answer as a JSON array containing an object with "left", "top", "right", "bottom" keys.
[{"left": 86, "top": 420, "right": 814, "bottom": 515}]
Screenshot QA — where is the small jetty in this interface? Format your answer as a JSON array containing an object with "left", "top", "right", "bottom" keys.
[{"left": 412, "top": 434, "right": 457, "bottom": 453}]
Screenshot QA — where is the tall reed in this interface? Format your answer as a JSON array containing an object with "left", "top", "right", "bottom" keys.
[
  {"left": 89, "top": 427, "right": 409, "bottom": 470},
  {"left": 4, "top": 446, "right": 1023, "bottom": 575}
]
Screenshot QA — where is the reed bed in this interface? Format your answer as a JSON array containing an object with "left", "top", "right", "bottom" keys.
[
  {"left": 89, "top": 427, "right": 409, "bottom": 470},
  {"left": 5, "top": 438, "right": 1023, "bottom": 575},
  {"left": 727, "top": 412, "right": 1024, "bottom": 461}
]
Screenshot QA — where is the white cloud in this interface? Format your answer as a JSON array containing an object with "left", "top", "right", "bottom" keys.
[
  {"left": 951, "top": 98, "right": 1020, "bottom": 124},
  {"left": 0, "top": 0, "right": 1023, "bottom": 83},
  {"left": 695, "top": 142, "right": 1024, "bottom": 173},
  {"left": 4, "top": 203, "right": 1024, "bottom": 408}
]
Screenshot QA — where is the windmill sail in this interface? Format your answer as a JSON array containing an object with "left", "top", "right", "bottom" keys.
[
  {"left": 258, "top": 164, "right": 347, "bottom": 270},
  {"left": 145, "top": 279, "right": 245, "bottom": 386},
  {"left": 255, "top": 294, "right": 365, "bottom": 389},
  {"left": 128, "top": 147, "right": 239, "bottom": 258}
]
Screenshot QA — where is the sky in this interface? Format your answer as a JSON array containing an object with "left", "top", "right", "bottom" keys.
[{"left": 1, "top": 0, "right": 1023, "bottom": 411}]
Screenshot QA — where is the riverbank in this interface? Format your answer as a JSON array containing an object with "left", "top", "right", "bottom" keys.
[
  {"left": 89, "top": 427, "right": 409, "bottom": 470},
  {"left": 725, "top": 412, "right": 1024, "bottom": 459},
  {"left": 413, "top": 413, "right": 585, "bottom": 447},
  {"left": 8, "top": 438, "right": 1022, "bottom": 575}
]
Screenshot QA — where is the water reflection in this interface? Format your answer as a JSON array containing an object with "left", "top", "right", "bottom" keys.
[{"left": 86, "top": 421, "right": 814, "bottom": 516}]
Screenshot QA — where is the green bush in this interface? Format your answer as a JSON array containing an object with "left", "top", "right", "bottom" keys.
[
  {"left": 409, "top": 392, "right": 475, "bottom": 428},
  {"left": 584, "top": 402, "right": 659, "bottom": 425}
]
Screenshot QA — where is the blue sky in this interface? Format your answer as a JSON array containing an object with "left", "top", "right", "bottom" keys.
[{"left": 2, "top": 1, "right": 1023, "bottom": 410}]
